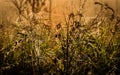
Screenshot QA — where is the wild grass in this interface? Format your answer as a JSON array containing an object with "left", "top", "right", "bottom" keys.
[{"left": 0, "top": 1, "right": 120, "bottom": 75}]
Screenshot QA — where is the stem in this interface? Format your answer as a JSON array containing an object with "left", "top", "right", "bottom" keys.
[{"left": 65, "top": 17, "right": 70, "bottom": 75}]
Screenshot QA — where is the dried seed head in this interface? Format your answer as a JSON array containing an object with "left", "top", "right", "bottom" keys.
[
  {"left": 69, "top": 13, "right": 74, "bottom": 19},
  {"left": 56, "top": 23, "right": 61, "bottom": 30},
  {"left": 74, "top": 21, "right": 80, "bottom": 29},
  {"left": 44, "top": 25, "right": 50, "bottom": 30}
]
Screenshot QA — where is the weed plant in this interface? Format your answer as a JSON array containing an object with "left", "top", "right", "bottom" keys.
[{"left": 0, "top": 1, "right": 120, "bottom": 75}]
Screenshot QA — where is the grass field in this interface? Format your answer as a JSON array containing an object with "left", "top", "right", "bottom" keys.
[{"left": 0, "top": 0, "right": 120, "bottom": 75}]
